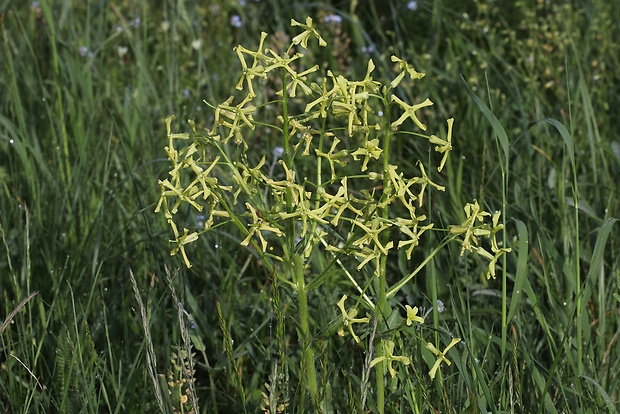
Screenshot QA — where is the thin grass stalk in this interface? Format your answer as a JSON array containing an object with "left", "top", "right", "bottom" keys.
[
  {"left": 0, "top": 291, "right": 39, "bottom": 335},
  {"left": 216, "top": 300, "right": 248, "bottom": 413},
  {"left": 360, "top": 316, "right": 377, "bottom": 410},
  {"left": 24, "top": 205, "right": 31, "bottom": 296},
  {"left": 481, "top": 73, "right": 510, "bottom": 362},
  {"left": 564, "top": 65, "right": 583, "bottom": 380},
  {"left": 165, "top": 267, "right": 200, "bottom": 413},
  {"left": 39, "top": 0, "right": 71, "bottom": 187},
  {"left": 0, "top": 222, "right": 16, "bottom": 295},
  {"left": 499, "top": 93, "right": 510, "bottom": 365},
  {"left": 387, "top": 237, "right": 456, "bottom": 298},
  {"left": 129, "top": 269, "right": 167, "bottom": 414}
]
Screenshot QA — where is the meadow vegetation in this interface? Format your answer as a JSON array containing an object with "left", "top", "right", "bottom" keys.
[{"left": 1, "top": 1, "right": 619, "bottom": 413}]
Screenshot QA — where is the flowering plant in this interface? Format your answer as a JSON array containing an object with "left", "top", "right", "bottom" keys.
[{"left": 156, "top": 17, "right": 509, "bottom": 411}]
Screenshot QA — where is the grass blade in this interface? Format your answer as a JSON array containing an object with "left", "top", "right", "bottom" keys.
[
  {"left": 460, "top": 74, "right": 509, "bottom": 159},
  {"left": 581, "top": 374, "right": 618, "bottom": 414},
  {"left": 507, "top": 219, "right": 528, "bottom": 325},
  {"left": 530, "top": 118, "right": 575, "bottom": 169}
]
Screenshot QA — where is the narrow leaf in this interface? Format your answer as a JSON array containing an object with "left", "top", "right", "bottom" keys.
[
  {"left": 461, "top": 75, "right": 509, "bottom": 159},
  {"left": 581, "top": 374, "right": 618, "bottom": 414},
  {"left": 530, "top": 118, "right": 574, "bottom": 169},
  {"left": 507, "top": 219, "right": 528, "bottom": 325}
]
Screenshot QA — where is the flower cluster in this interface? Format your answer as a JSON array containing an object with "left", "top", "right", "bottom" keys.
[
  {"left": 157, "top": 23, "right": 455, "bottom": 271},
  {"left": 449, "top": 200, "right": 512, "bottom": 279}
]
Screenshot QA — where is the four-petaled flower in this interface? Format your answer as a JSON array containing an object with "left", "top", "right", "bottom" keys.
[
  {"left": 314, "top": 137, "right": 348, "bottom": 180},
  {"left": 279, "top": 64, "right": 319, "bottom": 97},
  {"left": 290, "top": 17, "right": 327, "bottom": 48},
  {"left": 352, "top": 216, "right": 394, "bottom": 257},
  {"left": 157, "top": 178, "right": 203, "bottom": 214},
  {"left": 405, "top": 305, "right": 424, "bottom": 326},
  {"left": 233, "top": 32, "right": 269, "bottom": 98},
  {"left": 475, "top": 245, "right": 512, "bottom": 279},
  {"left": 351, "top": 138, "right": 382, "bottom": 171},
  {"left": 391, "top": 95, "right": 434, "bottom": 131},
  {"left": 336, "top": 295, "right": 370, "bottom": 343},
  {"left": 480, "top": 209, "right": 512, "bottom": 278},
  {"left": 370, "top": 339, "right": 411, "bottom": 378},
  {"left": 397, "top": 218, "right": 433, "bottom": 260},
  {"left": 240, "top": 203, "right": 284, "bottom": 252},
  {"left": 168, "top": 216, "right": 199, "bottom": 268},
  {"left": 390, "top": 55, "right": 425, "bottom": 89},
  {"left": 211, "top": 95, "right": 257, "bottom": 146},
  {"left": 278, "top": 183, "right": 330, "bottom": 237},
  {"left": 317, "top": 177, "right": 362, "bottom": 226},
  {"left": 413, "top": 161, "right": 445, "bottom": 207},
  {"left": 426, "top": 337, "right": 461, "bottom": 380},
  {"left": 355, "top": 246, "right": 381, "bottom": 274}
]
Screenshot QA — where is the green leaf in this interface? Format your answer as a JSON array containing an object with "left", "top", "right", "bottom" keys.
[
  {"left": 507, "top": 219, "right": 528, "bottom": 325},
  {"left": 460, "top": 75, "right": 509, "bottom": 159},
  {"left": 581, "top": 374, "right": 618, "bottom": 414},
  {"left": 581, "top": 217, "right": 618, "bottom": 338},
  {"left": 190, "top": 331, "right": 206, "bottom": 352},
  {"left": 586, "top": 218, "right": 618, "bottom": 283},
  {"left": 529, "top": 118, "right": 574, "bottom": 169}
]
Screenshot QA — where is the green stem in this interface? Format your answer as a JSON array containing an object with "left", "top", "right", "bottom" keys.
[
  {"left": 280, "top": 71, "right": 295, "bottom": 249},
  {"left": 211, "top": 144, "right": 282, "bottom": 276},
  {"left": 280, "top": 70, "right": 319, "bottom": 406},
  {"left": 375, "top": 260, "right": 386, "bottom": 414},
  {"left": 565, "top": 71, "right": 583, "bottom": 385},
  {"left": 281, "top": 71, "right": 292, "bottom": 168},
  {"left": 309, "top": 116, "right": 328, "bottom": 246},
  {"left": 574, "top": 183, "right": 582, "bottom": 377},
  {"left": 294, "top": 254, "right": 319, "bottom": 405},
  {"left": 374, "top": 98, "right": 394, "bottom": 414},
  {"left": 426, "top": 151, "right": 439, "bottom": 347},
  {"left": 501, "top": 137, "right": 509, "bottom": 362},
  {"left": 387, "top": 236, "right": 457, "bottom": 298}
]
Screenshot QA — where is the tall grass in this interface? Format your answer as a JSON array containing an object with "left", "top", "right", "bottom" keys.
[{"left": 1, "top": 0, "right": 619, "bottom": 412}]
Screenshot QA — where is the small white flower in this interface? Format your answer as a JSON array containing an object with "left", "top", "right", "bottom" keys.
[
  {"left": 191, "top": 39, "right": 202, "bottom": 50},
  {"left": 361, "top": 44, "right": 376, "bottom": 54},
  {"left": 324, "top": 14, "right": 342, "bottom": 24},
  {"left": 407, "top": 1, "right": 418, "bottom": 11},
  {"left": 230, "top": 15, "right": 243, "bottom": 28},
  {"left": 272, "top": 146, "right": 284, "bottom": 160},
  {"left": 195, "top": 214, "right": 205, "bottom": 228}
]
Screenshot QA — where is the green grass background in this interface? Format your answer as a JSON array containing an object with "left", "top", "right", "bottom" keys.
[{"left": 1, "top": 0, "right": 619, "bottom": 412}]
